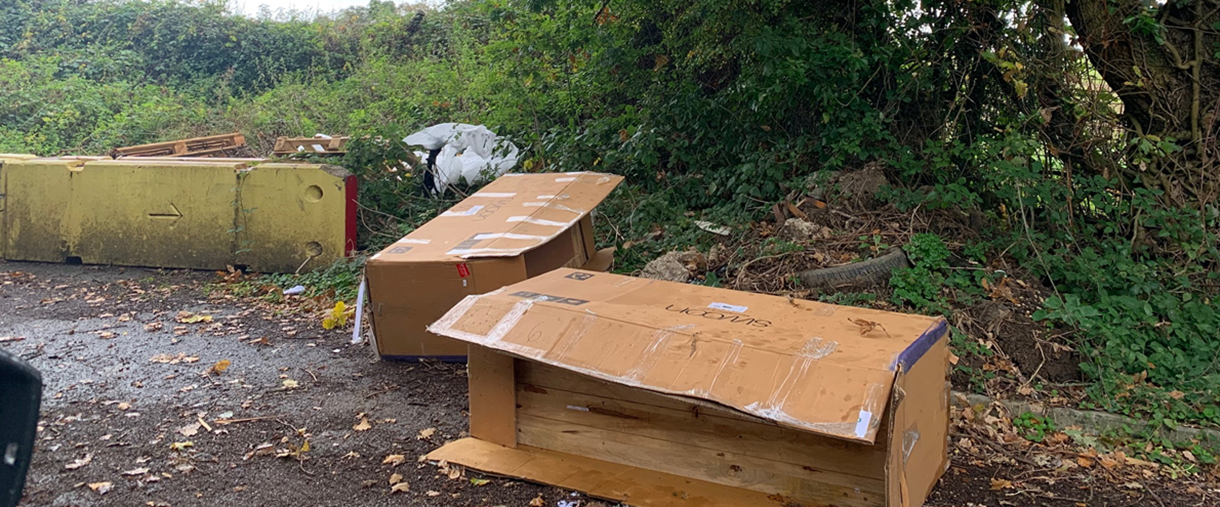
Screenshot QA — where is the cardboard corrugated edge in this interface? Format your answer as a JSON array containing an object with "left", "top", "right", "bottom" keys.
[{"left": 427, "top": 282, "right": 946, "bottom": 444}]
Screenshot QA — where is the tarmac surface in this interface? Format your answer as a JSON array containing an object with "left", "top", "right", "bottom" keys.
[{"left": 2, "top": 262, "right": 1213, "bottom": 507}]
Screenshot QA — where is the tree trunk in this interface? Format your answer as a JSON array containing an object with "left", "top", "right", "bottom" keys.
[{"left": 1065, "top": 0, "right": 1220, "bottom": 207}]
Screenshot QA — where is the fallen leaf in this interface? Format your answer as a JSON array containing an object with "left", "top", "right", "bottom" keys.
[
  {"left": 426, "top": 491, "right": 441, "bottom": 497},
  {"left": 530, "top": 495, "right": 545, "bottom": 506},
  {"left": 990, "top": 478, "right": 1013, "bottom": 491},
  {"left": 208, "top": 359, "right": 231, "bottom": 375},
  {"left": 116, "top": 402, "right": 131, "bottom": 411},
  {"left": 176, "top": 311, "right": 212, "bottom": 324},
  {"left": 389, "top": 473, "right": 403, "bottom": 485},
  {"left": 353, "top": 417, "right": 372, "bottom": 432},
  {"left": 391, "top": 482, "right": 411, "bottom": 494},
  {"left": 438, "top": 459, "right": 463, "bottom": 480},
  {"left": 65, "top": 453, "right": 93, "bottom": 470},
  {"left": 169, "top": 441, "right": 194, "bottom": 451},
  {"left": 382, "top": 454, "right": 407, "bottom": 466},
  {"left": 149, "top": 353, "right": 198, "bottom": 365},
  {"left": 470, "top": 478, "right": 490, "bottom": 486},
  {"left": 144, "top": 322, "right": 163, "bottom": 332},
  {"left": 1169, "top": 390, "right": 1185, "bottom": 400},
  {"left": 417, "top": 427, "right": 436, "bottom": 440},
  {"left": 282, "top": 379, "right": 299, "bottom": 389},
  {"left": 178, "top": 423, "right": 200, "bottom": 437},
  {"left": 98, "top": 331, "right": 118, "bottom": 339},
  {"left": 122, "top": 467, "right": 150, "bottom": 476},
  {"left": 87, "top": 482, "right": 113, "bottom": 495},
  {"left": 1077, "top": 456, "right": 1094, "bottom": 468},
  {"left": 847, "top": 318, "right": 889, "bottom": 337}
]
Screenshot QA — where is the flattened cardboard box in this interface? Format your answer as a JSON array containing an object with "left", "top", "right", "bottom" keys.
[
  {"left": 426, "top": 269, "right": 950, "bottom": 507},
  {"left": 365, "top": 172, "right": 623, "bottom": 360}
]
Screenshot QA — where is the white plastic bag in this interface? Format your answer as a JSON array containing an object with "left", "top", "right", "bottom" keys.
[{"left": 403, "top": 123, "right": 519, "bottom": 194}]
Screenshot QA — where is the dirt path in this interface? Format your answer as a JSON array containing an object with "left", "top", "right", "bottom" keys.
[{"left": 1, "top": 262, "right": 1213, "bottom": 507}]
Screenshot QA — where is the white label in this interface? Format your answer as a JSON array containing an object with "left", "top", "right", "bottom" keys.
[
  {"left": 441, "top": 205, "right": 485, "bottom": 217},
  {"left": 566, "top": 405, "right": 590, "bottom": 412},
  {"left": 312, "top": 144, "right": 326, "bottom": 152},
  {"left": 473, "top": 232, "right": 548, "bottom": 241},
  {"left": 854, "top": 411, "right": 873, "bottom": 438},
  {"left": 475, "top": 192, "right": 516, "bottom": 198},
  {"left": 708, "top": 302, "right": 748, "bottom": 313}
]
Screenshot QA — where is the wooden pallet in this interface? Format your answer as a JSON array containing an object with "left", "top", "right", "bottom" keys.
[
  {"left": 272, "top": 136, "right": 350, "bottom": 156},
  {"left": 110, "top": 133, "right": 248, "bottom": 158}
]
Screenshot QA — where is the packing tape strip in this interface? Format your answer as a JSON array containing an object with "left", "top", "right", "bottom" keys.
[
  {"left": 427, "top": 291, "right": 497, "bottom": 338},
  {"left": 706, "top": 339, "right": 745, "bottom": 397},
  {"left": 760, "top": 337, "right": 838, "bottom": 412},
  {"left": 474, "top": 192, "right": 516, "bottom": 198},
  {"left": 396, "top": 238, "right": 432, "bottom": 245},
  {"left": 441, "top": 205, "right": 485, "bottom": 217},
  {"left": 624, "top": 324, "right": 695, "bottom": 382},
  {"left": 473, "top": 232, "right": 550, "bottom": 241},
  {"left": 554, "top": 313, "right": 599, "bottom": 361},
  {"left": 743, "top": 380, "right": 887, "bottom": 440},
  {"left": 506, "top": 216, "right": 574, "bottom": 227},
  {"left": 481, "top": 299, "right": 533, "bottom": 346},
  {"left": 521, "top": 202, "right": 585, "bottom": 213},
  {"left": 903, "top": 425, "right": 921, "bottom": 464}
]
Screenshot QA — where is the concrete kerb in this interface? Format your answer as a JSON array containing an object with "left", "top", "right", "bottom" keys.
[{"left": 955, "top": 391, "right": 1220, "bottom": 450}]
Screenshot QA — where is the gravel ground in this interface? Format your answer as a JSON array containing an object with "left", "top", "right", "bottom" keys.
[{"left": 2, "top": 262, "right": 1214, "bottom": 507}]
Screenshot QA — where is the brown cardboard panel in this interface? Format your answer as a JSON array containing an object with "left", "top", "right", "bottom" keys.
[
  {"left": 891, "top": 334, "right": 950, "bottom": 506},
  {"left": 427, "top": 438, "right": 786, "bottom": 507},
  {"left": 468, "top": 346, "right": 517, "bottom": 447},
  {"left": 581, "top": 247, "right": 616, "bottom": 272},
  {"left": 365, "top": 173, "right": 621, "bottom": 359},
  {"left": 429, "top": 268, "right": 946, "bottom": 443},
  {"left": 366, "top": 257, "right": 527, "bottom": 358},
  {"left": 524, "top": 226, "right": 580, "bottom": 277},
  {"left": 368, "top": 172, "right": 622, "bottom": 264}
]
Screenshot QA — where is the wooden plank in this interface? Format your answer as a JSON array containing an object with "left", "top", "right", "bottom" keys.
[
  {"left": 517, "top": 414, "right": 885, "bottom": 507},
  {"left": 469, "top": 346, "right": 517, "bottom": 447},
  {"left": 270, "top": 136, "right": 350, "bottom": 155},
  {"left": 515, "top": 385, "right": 887, "bottom": 479},
  {"left": 113, "top": 133, "right": 246, "bottom": 158},
  {"left": 428, "top": 438, "right": 784, "bottom": 507},
  {"left": 517, "top": 360, "right": 890, "bottom": 446}
]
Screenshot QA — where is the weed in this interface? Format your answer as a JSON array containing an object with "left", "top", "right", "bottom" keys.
[{"left": 1012, "top": 412, "right": 1055, "bottom": 443}]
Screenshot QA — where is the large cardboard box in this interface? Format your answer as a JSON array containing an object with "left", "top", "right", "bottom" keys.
[
  {"left": 425, "top": 268, "right": 950, "bottom": 507},
  {"left": 365, "top": 172, "right": 623, "bottom": 360}
]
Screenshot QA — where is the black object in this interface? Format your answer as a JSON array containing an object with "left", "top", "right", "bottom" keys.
[
  {"left": 423, "top": 147, "right": 442, "bottom": 195},
  {"left": 797, "top": 247, "right": 910, "bottom": 289},
  {"left": 0, "top": 348, "right": 41, "bottom": 507}
]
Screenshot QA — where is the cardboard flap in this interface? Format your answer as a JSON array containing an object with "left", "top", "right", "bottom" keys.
[
  {"left": 429, "top": 269, "right": 947, "bottom": 443},
  {"left": 369, "top": 172, "right": 623, "bottom": 264}
]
